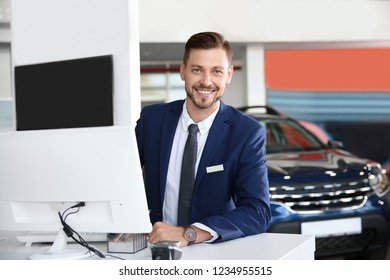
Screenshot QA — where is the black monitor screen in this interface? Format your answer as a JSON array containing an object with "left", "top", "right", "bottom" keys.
[{"left": 14, "top": 55, "right": 114, "bottom": 131}]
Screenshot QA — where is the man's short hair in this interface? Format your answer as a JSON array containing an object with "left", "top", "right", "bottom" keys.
[{"left": 182, "top": 32, "right": 233, "bottom": 65}]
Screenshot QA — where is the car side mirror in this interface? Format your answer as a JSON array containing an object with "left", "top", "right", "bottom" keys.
[{"left": 328, "top": 140, "right": 343, "bottom": 149}]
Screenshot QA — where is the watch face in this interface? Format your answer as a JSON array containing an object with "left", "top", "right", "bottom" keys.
[{"left": 184, "top": 227, "right": 197, "bottom": 242}]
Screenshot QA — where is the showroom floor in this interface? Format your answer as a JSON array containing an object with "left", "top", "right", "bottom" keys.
[{"left": 325, "top": 246, "right": 390, "bottom": 260}]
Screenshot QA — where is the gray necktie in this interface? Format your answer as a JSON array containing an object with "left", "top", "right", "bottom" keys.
[{"left": 177, "top": 124, "right": 199, "bottom": 226}]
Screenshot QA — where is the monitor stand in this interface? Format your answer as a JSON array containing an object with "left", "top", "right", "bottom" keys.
[{"left": 28, "top": 228, "right": 94, "bottom": 260}]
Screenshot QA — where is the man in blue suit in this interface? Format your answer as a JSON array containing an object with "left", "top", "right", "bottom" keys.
[{"left": 135, "top": 32, "right": 270, "bottom": 247}]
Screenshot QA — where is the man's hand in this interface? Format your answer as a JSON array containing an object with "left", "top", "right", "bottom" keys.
[
  {"left": 148, "top": 222, "right": 186, "bottom": 246},
  {"left": 147, "top": 222, "right": 212, "bottom": 247}
]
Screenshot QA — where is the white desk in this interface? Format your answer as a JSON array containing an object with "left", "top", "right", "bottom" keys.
[{"left": 0, "top": 231, "right": 315, "bottom": 260}]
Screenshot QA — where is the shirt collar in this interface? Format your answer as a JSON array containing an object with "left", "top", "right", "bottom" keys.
[{"left": 181, "top": 99, "right": 220, "bottom": 135}]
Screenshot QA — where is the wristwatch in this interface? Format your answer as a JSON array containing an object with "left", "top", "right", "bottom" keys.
[{"left": 183, "top": 226, "right": 197, "bottom": 245}]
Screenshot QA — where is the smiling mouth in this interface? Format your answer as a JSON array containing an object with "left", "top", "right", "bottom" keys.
[{"left": 195, "top": 88, "right": 215, "bottom": 96}]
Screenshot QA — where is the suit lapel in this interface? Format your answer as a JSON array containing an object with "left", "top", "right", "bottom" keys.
[{"left": 195, "top": 102, "right": 230, "bottom": 188}]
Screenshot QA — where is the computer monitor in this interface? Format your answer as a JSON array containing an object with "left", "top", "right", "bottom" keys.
[
  {"left": 0, "top": 126, "right": 152, "bottom": 259},
  {"left": 14, "top": 55, "right": 114, "bottom": 131}
]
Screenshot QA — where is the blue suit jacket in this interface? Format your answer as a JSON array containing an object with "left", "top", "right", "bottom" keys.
[{"left": 135, "top": 100, "right": 271, "bottom": 242}]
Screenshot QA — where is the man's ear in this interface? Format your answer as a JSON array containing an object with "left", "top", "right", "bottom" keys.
[
  {"left": 227, "top": 64, "right": 234, "bottom": 85},
  {"left": 180, "top": 63, "right": 186, "bottom": 81}
]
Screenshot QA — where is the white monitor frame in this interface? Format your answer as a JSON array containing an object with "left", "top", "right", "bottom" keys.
[{"left": 0, "top": 126, "right": 152, "bottom": 258}]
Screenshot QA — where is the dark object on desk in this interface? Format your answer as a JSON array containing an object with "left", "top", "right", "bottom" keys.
[
  {"left": 107, "top": 233, "right": 148, "bottom": 254},
  {"left": 150, "top": 241, "right": 182, "bottom": 260}
]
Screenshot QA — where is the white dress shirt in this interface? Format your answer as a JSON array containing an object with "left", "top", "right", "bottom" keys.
[{"left": 163, "top": 99, "right": 219, "bottom": 241}]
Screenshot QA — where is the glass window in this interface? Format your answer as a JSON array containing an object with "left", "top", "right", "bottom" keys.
[
  {"left": 265, "top": 119, "right": 324, "bottom": 153},
  {"left": 140, "top": 64, "right": 184, "bottom": 106}
]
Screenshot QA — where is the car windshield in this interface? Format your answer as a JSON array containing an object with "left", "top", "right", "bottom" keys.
[{"left": 260, "top": 118, "right": 326, "bottom": 154}]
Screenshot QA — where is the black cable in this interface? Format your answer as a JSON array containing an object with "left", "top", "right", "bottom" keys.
[
  {"left": 62, "top": 202, "right": 85, "bottom": 221},
  {"left": 58, "top": 203, "right": 106, "bottom": 258},
  {"left": 63, "top": 208, "right": 80, "bottom": 221},
  {"left": 105, "top": 254, "right": 125, "bottom": 260}
]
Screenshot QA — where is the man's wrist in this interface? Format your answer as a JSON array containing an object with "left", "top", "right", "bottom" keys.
[
  {"left": 183, "top": 225, "right": 197, "bottom": 245},
  {"left": 192, "top": 222, "right": 218, "bottom": 243}
]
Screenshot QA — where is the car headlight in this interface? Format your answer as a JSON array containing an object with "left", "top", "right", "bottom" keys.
[{"left": 368, "top": 169, "right": 389, "bottom": 197}]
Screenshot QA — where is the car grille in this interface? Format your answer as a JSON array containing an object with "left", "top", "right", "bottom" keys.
[{"left": 269, "top": 178, "right": 373, "bottom": 213}]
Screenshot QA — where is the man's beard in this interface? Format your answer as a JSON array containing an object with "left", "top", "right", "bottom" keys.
[{"left": 186, "top": 87, "right": 222, "bottom": 110}]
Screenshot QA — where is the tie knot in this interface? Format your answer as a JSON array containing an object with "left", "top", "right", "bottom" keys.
[{"left": 188, "top": 124, "right": 199, "bottom": 135}]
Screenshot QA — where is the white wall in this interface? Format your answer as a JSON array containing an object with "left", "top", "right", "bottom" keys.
[
  {"left": 0, "top": 0, "right": 12, "bottom": 130},
  {"left": 0, "top": 0, "right": 11, "bottom": 100},
  {"left": 140, "top": 0, "right": 390, "bottom": 43},
  {"left": 11, "top": 0, "right": 140, "bottom": 128},
  {"left": 0, "top": 44, "right": 11, "bottom": 99}
]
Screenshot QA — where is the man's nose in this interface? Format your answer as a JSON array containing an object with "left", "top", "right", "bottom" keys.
[{"left": 200, "top": 73, "right": 212, "bottom": 86}]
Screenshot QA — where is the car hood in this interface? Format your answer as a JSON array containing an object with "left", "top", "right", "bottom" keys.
[{"left": 266, "top": 149, "right": 371, "bottom": 184}]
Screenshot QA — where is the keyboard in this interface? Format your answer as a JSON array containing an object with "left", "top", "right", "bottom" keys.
[{"left": 17, "top": 231, "right": 107, "bottom": 246}]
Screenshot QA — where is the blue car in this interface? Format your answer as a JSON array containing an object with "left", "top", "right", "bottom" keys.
[{"left": 239, "top": 106, "right": 390, "bottom": 259}]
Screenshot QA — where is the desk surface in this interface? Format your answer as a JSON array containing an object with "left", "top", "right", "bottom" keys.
[{"left": 0, "top": 231, "right": 315, "bottom": 260}]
